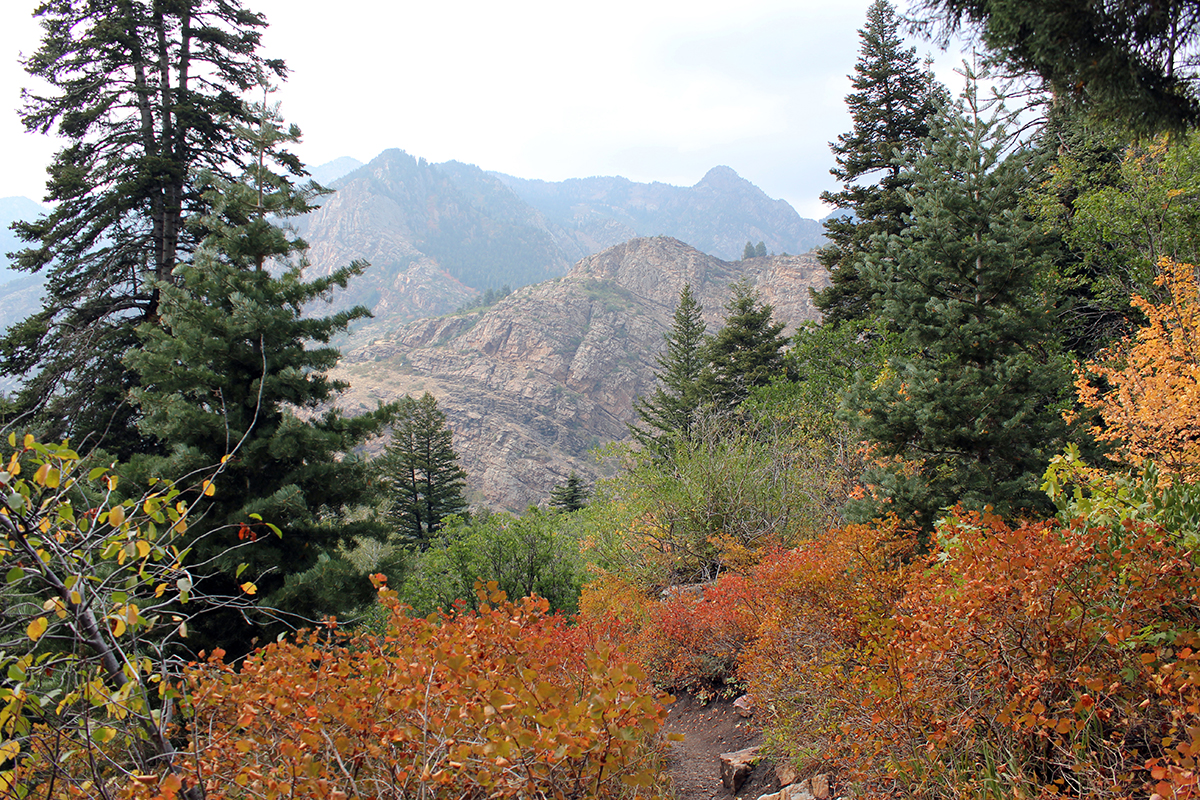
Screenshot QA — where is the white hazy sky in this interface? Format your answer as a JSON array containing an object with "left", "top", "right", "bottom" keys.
[{"left": 0, "top": 0, "right": 969, "bottom": 219}]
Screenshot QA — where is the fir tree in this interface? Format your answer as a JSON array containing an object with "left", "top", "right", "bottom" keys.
[
  {"left": 754, "top": 241, "right": 768, "bottom": 258},
  {"left": 743, "top": 241, "right": 756, "bottom": 260},
  {"left": 123, "top": 96, "right": 396, "bottom": 648},
  {"left": 382, "top": 393, "right": 469, "bottom": 548},
  {"left": 699, "top": 280, "right": 789, "bottom": 411},
  {"left": 630, "top": 284, "right": 708, "bottom": 452},
  {"left": 845, "top": 83, "right": 1074, "bottom": 530},
  {"left": 916, "top": 0, "right": 1200, "bottom": 134},
  {"left": 549, "top": 472, "right": 590, "bottom": 513},
  {"left": 814, "top": 0, "right": 943, "bottom": 326},
  {"left": 3, "top": 0, "right": 295, "bottom": 456}
]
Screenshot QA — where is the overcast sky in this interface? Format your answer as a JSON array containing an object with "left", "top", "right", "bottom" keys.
[{"left": 0, "top": 0, "right": 969, "bottom": 219}]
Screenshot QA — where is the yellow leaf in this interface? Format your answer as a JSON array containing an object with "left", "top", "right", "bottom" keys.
[
  {"left": 154, "top": 583, "right": 167, "bottom": 598},
  {"left": 94, "top": 727, "right": 117, "bottom": 744},
  {"left": 109, "top": 616, "right": 126, "bottom": 638},
  {"left": 106, "top": 475, "right": 118, "bottom": 491},
  {"left": 240, "top": 581, "right": 258, "bottom": 596},
  {"left": 0, "top": 740, "right": 19, "bottom": 762},
  {"left": 202, "top": 480, "right": 215, "bottom": 497},
  {"left": 23, "top": 434, "right": 34, "bottom": 449},
  {"left": 136, "top": 540, "right": 151, "bottom": 559},
  {"left": 108, "top": 505, "right": 126, "bottom": 527},
  {"left": 69, "top": 590, "right": 82, "bottom": 605},
  {"left": 125, "top": 604, "right": 139, "bottom": 625},
  {"left": 27, "top": 616, "right": 48, "bottom": 642}
]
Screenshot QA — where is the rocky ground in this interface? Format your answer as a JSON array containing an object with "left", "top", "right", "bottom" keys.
[{"left": 662, "top": 691, "right": 780, "bottom": 800}]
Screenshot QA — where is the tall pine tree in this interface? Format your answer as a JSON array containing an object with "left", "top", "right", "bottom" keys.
[
  {"left": 2, "top": 0, "right": 295, "bottom": 456},
  {"left": 814, "top": 0, "right": 943, "bottom": 326},
  {"left": 845, "top": 82, "right": 1074, "bottom": 530},
  {"left": 124, "top": 95, "right": 396, "bottom": 646},
  {"left": 381, "top": 393, "right": 469, "bottom": 549},
  {"left": 630, "top": 284, "right": 708, "bottom": 451}
]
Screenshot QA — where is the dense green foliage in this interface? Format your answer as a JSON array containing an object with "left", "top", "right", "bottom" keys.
[{"left": 844, "top": 85, "right": 1074, "bottom": 529}]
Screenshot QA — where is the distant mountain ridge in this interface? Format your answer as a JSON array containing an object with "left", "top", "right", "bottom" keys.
[
  {"left": 492, "top": 165, "right": 825, "bottom": 262},
  {"left": 296, "top": 149, "right": 826, "bottom": 327}
]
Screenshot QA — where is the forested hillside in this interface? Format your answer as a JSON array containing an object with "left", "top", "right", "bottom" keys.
[{"left": 4, "top": 0, "right": 1200, "bottom": 798}]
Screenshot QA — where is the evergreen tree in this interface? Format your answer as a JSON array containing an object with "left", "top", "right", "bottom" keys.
[
  {"left": 123, "top": 97, "right": 396, "bottom": 646},
  {"left": 382, "top": 393, "right": 469, "bottom": 548},
  {"left": 814, "top": 0, "right": 943, "bottom": 326},
  {"left": 845, "top": 83, "right": 1074, "bottom": 531},
  {"left": 1, "top": 0, "right": 295, "bottom": 456},
  {"left": 754, "top": 241, "right": 768, "bottom": 258},
  {"left": 630, "top": 284, "right": 708, "bottom": 451},
  {"left": 699, "top": 280, "right": 789, "bottom": 411},
  {"left": 916, "top": 0, "right": 1200, "bottom": 134},
  {"left": 743, "top": 241, "right": 756, "bottom": 260},
  {"left": 549, "top": 472, "right": 590, "bottom": 513}
]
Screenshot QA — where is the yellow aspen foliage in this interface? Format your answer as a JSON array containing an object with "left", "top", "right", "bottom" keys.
[{"left": 1077, "top": 257, "right": 1200, "bottom": 482}]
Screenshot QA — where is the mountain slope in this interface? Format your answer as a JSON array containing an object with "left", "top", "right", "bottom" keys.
[{"left": 329, "top": 237, "right": 829, "bottom": 510}]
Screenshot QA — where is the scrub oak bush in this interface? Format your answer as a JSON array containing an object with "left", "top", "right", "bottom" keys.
[{"left": 128, "top": 579, "right": 671, "bottom": 800}]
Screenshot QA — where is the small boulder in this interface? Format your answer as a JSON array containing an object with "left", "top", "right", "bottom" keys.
[
  {"left": 775, "top": 762, "right": 799, "bottom": 786},
  {"left": 810, "top": 773, "right": 831, "bottom": 799},
  {"left": 720, "top": 746, "right": 760, "bottom": 793},
  {"left": 732, "top": 694, "right": 755, "bottom": 718},
  {"left": 781, "top": 783, "right": 815, "bottom": 800}
]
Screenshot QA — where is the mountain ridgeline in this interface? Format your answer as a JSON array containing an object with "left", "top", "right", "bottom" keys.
[{"left": 294, "top": 150, "right": 824, "bottom": 323}]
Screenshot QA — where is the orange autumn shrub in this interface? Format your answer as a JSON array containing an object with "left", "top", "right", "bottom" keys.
[
  {"left": 577, "top": 572, "right": 756, "bottom": 691},
  {"left": 881, "top": 512, "right": 1200, "bottom": 799},
  {"left": 737, "top": 517, "right": 918, "bottom": 777},
  {"left": 126, "top": 580, "right": 671, "bottom": 800},
  {"left": 1078, "top": 257, "right": 1200, "bottom": 482}
]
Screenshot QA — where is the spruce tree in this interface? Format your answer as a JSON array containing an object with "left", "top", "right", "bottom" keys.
[
  {"left": 630, "top": 284, "right": 708, "bottom": 451},
  {"left": 549, "top": 472, "right": 590, "bottom": 513},
  {"left": 699, "top": 280, "right": 789, "bottom": 411},
  {"left": 743, "top": 241, "right": 756, "bottom": 260},
  {"left": 382, "top": 393, "right": 469, "bottom": 548},
  {"left": 2, "top": 0, "right": 295, "bottom": 456},
  {"left": 814, "top": 0, "right": 943, "bottom": 326},
  {"left": 845, "top": 83, "right": 1073, "bottom": 530},
  {"left": 754, "top": 241, "right": 768, "bottom": 258},
  {"left": 124, "top": 97, "right": 396, "bottom": 646}
]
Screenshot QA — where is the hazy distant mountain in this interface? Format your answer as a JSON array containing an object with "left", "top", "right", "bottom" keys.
[
  {"left": 296, "top": 150, "right": 826, "bottom": 326},
  {"left": 331, "top": 237, "right": 830, "bottom": 510},
  {"left": 309, "top": 156, "right": 364, "bottom": 187},
  {"left": 0, "top": 196, "right": 46, "bottom": 280},
  {"left": 493, "top": 166, "right": 826, "bottom": 261}
]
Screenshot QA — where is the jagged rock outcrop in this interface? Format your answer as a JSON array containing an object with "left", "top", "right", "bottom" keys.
[{"left": 330, "top": 237, "right": 829, "bottom": 511}]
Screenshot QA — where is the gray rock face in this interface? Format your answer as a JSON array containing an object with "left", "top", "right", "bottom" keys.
[{"left": 330, "top": 237, "right": 829, "bottom": 511}]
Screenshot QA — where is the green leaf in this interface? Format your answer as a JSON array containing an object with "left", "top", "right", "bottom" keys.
[{"left": 5, "top": 567, "right": 22, "bottom": 585}]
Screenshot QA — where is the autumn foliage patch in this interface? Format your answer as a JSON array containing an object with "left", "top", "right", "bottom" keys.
[{"left": 109, "top": 580, "right": 670, "bottom": 800}]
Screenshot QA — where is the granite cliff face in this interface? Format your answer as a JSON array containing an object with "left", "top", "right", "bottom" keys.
[{"left": 330, "top": 237, "right": 829, "bottom": 511}]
